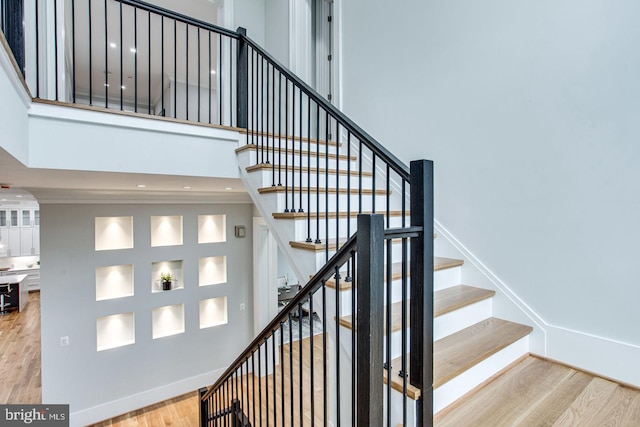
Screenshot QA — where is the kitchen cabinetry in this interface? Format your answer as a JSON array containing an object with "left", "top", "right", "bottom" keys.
[
  {"left": 0, "top": 207, "right": 39, "bottom": 256},
  {"left": 0, "top": 268, "right": 40, "bottom": 291}
]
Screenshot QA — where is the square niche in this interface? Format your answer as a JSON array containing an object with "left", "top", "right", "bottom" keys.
[
  {"left": 152, "top": 304, "right": 185, "bottom": 339},
  {"left": 96, "top": 312, "right": 135, "bottom": 351},
  {"left": 96, "top": 264, "right": 134, "bottom": 301},
  {"left": 95, "top": 216, "right": 133, "bottom": 251},
  {"left": 198, "top": 215, "right": 226, "bottom": 244},
  {"left": 151, "top": 260, "right": 184, "bottom": 293},
  {"left": 199, "top": 256, "right": 227, "bottom": 287},
  {"left": 151, "top": 215, "right": 183, "bottom": 247},
  {"left": 199, "top": 297, "right": 228, "bottom": 329}
]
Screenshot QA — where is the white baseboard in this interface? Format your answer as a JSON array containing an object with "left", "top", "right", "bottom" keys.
[
  {"left": 545, "top": 324, "right": 640, "bottom": 388},
  {"left": 70, "top": 367, "right": 226, "bottom": 427}
]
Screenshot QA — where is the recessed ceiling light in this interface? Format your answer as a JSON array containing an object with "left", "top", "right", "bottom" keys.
[
  {"left": 1, "top": 199, "right": 6, "bottom": 202},
  {"left": 121, "top": 85, "right": 126, "bottom": 90},
  {"left": 136, "top": 184, "right": 147, "bottom": 188},
  {"left": 130, "top": 48, "right": 137, "bottom": 53},
  {"left": 224, "top": 187, "right": 233, "bottom": 191},
  {"left": 110, "top": 42, "right": 117, "bottom": 48},
  {"left": 16, "top": 195, "right": 23, "bottom": 198},
  {"left": 104, "top": 83, "right": 110, "bottom": 87},
  {"left": 183, "top": 186, "right": 192, "bottom": 189},
  {"left": 211, "top": 70, "right": 216, "bottom": 75}
]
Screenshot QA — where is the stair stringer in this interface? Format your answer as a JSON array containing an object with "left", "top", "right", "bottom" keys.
[{"left": 433, "top": 219, "right": 547, "bottom": 355}]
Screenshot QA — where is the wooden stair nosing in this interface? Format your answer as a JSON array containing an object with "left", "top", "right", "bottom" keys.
[
  {"left": 385, "top": 318, "right": 532, "bottom": 400},
  {"left": 245, "top": 163, "right": 373, "bottom": 177},
  {"left": 238, "top": 129, "right": 341, "bottom": 147},
  {"left": 324, "top": 257, "right": 464, "bottom": 289},
  {"left": 273, "top": 210, "right": 408, "bottom": 220},
  {"left": 236, "top": 144, "right": 357, "bottom": 161},
  {"left": 258, "top": 186, "right": 388, "bottom": 195},
  {"left": 337, "top": 285, "right": 495, "bottom": 331}
]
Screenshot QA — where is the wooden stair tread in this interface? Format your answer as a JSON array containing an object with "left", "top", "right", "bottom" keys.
[
  {"left": 245, "top": 163, "right": 373, "bottom": 177},
  {"left": 434, "top": 285, "right": 495, "bottom": 317},
  {"left": 238, "top": 130, "right": 341, "bottom": 147},
  {"left": 325, "top": 257, "right": 463, "bottom": 289},
  {"left": 385, "top": 318, "right": 532, "bottom": 400},
  {"left": 434, "top": 317, "right": 532, "bottom": 388},
  {"left": 236, "top": 145, "right": 357, "bottom": 161},
  {"left": 258, "top": 186, "right": 388, "bottom": 195},
  {"left": 274, "top": 210, "right": 407, "bottom": 220},
  {"left": 338, "top": 285, "right": 494, "bottom": 330}
]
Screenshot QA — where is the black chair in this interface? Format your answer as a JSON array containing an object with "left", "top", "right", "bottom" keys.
[{"left": 0, "top": 284, "right": 12, "bottom": 315}]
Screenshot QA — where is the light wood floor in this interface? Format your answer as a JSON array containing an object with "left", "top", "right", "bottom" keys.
[
  {"left": 0, "top": 291, "right": 42, "bottom": 404},
  {"left": 435, "top": 355, "right": 640, "bottom": 426}
]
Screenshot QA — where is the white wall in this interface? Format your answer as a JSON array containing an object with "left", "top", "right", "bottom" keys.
[
  {"left": 341, "top": 0, "right": 640, "bottom": 384},
  {"left": 0, "top": 34, "right": 31, "bottom": 164},
  {"left": 234, "top": 0, "right": 266, "bottom": 45},
  {"left": 40, "top": 203, "right": 254, "bottom": 425}
]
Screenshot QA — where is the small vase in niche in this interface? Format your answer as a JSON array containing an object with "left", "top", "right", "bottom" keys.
[{"left": 160, "top": 272, "right": 174, "bottom": 291}]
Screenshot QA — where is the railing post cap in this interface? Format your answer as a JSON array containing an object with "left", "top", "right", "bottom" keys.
[{"left": 236, "top": 26, "right": 247, "bottom": 36}]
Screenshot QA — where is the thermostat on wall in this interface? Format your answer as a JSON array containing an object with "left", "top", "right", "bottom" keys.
[{"left": 234, "top": 225, "right": 245, "bottom": 238}]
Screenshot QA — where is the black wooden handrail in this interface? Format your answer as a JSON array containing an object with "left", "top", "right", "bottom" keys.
[
  {"left": 201, "top": 232, "right": 358, "bottom": 402},
  {"left": 115, "top": 0, "right": 239, "bottom": 39},
  {"left": 239, "top": 32, "right": 411, "bottom": 182}
]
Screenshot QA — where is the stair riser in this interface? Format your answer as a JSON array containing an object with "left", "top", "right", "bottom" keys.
[
  {"left": 265, "top": 191, "right": 392, "bottom": 214},
  {"left": 282, "top": 215, "right": 410, "bottom": 242},
  {"left": 249, "top": 169, "right": 374, "bottom": 190},
  {"left": 434, "top": 299, "right": 493, "bottom": 341},
  {"left": 433, "top": 336, "right": 530, "bottom": 414},
  {"left": 241, "top": 137, "right": 342, "bottom": 156},
  {"left": 238, "top": 149, "right": 356, "bottom": 171},
  {"left": 307, "top": 241, "right": 416, "bottom": 272}
]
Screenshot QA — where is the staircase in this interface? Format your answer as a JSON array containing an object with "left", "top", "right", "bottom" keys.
[{"left": 231, "top": 129, "right": 534, "bottom": 425}]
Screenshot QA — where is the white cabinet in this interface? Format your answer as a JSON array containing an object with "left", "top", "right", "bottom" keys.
[
  {"left": 0, "top": 269, "right": 40, "bottom": 291},
  {"left": 0, "top": 207, "right": 40, "bottom": 256}
]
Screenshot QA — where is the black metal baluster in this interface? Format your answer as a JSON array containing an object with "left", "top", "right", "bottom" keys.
[
  {"left": 325, "top": 111, "right": 330, "bottom": 260},
  {"left": 358, "top": 141, "right": 363, "bottom": 213},
  {"left": 335, "top": 121, "right": 340, "bottom": 251},
  {"left": 322, "top": 280, "right": 327, "bottom": 426},
  {"left": 299, "top": 300, "right": 304, "bottom": 427},
  {"left": 258, "top": 345, "right": 262, "bottom": 427},
  {"left": 309, "top": 295, "right": 315, "bottom": 426},
  {"left": 173, "top": 19, "right": 176, "bottom": 118},
  {"left": 266, "top": 62, "right": 270, "bottom": 170},
  {"left": 219, "top": 34, "right": 222, "bottom": 124},
  {"left": 351, "top": 251, "right": 357, "bottom": 427},
  {"left": 147, "top": 11, "right": 150, "bottom": 114},
  {"left": 372, "top": 154, "right": 376, "bottom": 213},
  {"left": 402, "top": 231, "right": 408, "bottom": 425},
  {"left": 53, "top": 0, "right": 58, "bottom": 100},
  {"left": 306, "top": 98, "right": 312, "bottom": 242},
  {"left": 335, "top": 266, "right": 341, "bottom": 426},
  {"left": 272, "top": 66, "right": 276, "bottom": 186},
  {"left": 208, "top": 31, "right": 211, "bottom": 123},
  {"left": 272, "top": 331, "right": 277, "bottom": 427},
  {"left": 346, "top": 132, "right": 352, "bottom": 281},
  {"left": 134, "top": 6, "right": 138, "bottom": 112},
  {"left": 291, "top": 87, "right": 296, "bottom": 213},
  {"left": 299, "top": 90, "right": 304, "bottom": 213},
  {"left": 71, "top": 0, "right": 76, "bottom": 102},
  {"left": 197, "top": 28, "right": 200, "bottom": 121},
  {"left": 276, "top": 73, "right": 281, "bottom": 185},
  {"left": 284, "top": 78, "right": 289, "bottom": 212},
  {"left": 261, "top": 57, "right": 265, "bottom": 164},
  {"left": 385, "top": 237, "right": 392, "bottom": 427},
  {"left": 251, "top": 353, "right": 256, "bottom": 427},
  {"left": 185, "top": 23, "right": 189, "bottom": 120},
  {"left": 229, "top": 36, "right": 233, "bottom": 126},
  {"left": 288, "top": 312, "right": 294, "bottom": 426},
  {"left": 119, "top": 0, "right": 122, "bottom": 110},
  {"left": 223, "top": 380, "right": 228, "bottom": 427},
  {"left": 104, "top": 0, "right": 108, "bottom": 107},
  {"left": 280, "top": 321, "right": 285, "bottom": 426},
  {"left": 87, "top": 0, "right": 90, "bottom": 103},
  {"left": 315, "top": 106, "right": 321, "bottom": 244},
  {"left": 160, "top": 16, "right": 161, "bottom": 117}
]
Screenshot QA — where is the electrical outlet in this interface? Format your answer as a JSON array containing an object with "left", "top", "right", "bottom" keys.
[
  {"left": 240, "top": 303, "right": 246, "bottom": 311},
  {"left": 60, "top": 336, "right": 69, "bottom": 347}
]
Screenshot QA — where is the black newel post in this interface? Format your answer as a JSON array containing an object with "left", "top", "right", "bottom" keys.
[
  {"left": 356, "top": 214, "right": 385, "bottom": 427},
  {"left": 236, "top": 27, "right": 248, "bottom": 129},
  {"left": 3, "top": 0, "right": 25, "bottom": 74},
  {"left": 410, "top": 159, "right": 435, "bottom": 427}
]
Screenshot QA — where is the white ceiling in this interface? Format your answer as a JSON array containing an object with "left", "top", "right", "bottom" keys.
[{"left": 0, "top": 147, "right": 250, "bottom": 205}]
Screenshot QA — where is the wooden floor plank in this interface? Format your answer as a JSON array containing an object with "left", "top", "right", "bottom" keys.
[{"left": 551, "top": 377, "right": 619, "bottom": 426}]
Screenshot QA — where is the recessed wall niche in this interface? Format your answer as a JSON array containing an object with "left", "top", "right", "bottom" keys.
[
  {"left": 96, "top": 312, "right": 135, "bottom": 351},
  {"left": 199, "top": 256, "right": 227, "bottom": 286},
  {"left": 198, "top": 215, "right": 226, "bottom": 243},
  {"left": 151, "top": 260, "right": 184, "bottom": 293},
  {"left": 151, "top": 215, "right": 183, "bottom": 247},
  {"left": 95, "top": 216, "right": 134, "bottom": 251},
  {"left": 152, "top": 304, "right": 185, "bottom": 339},
  {"left": 96, "top": 264, "right": 134, "bottom": 301},
  {"left": 199, "top": 297, "right": 228, "bottom": 329}
]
